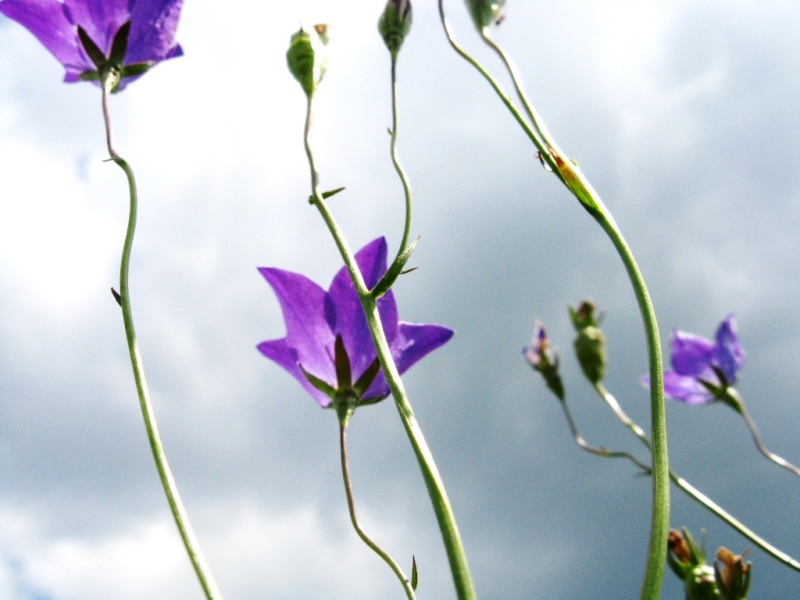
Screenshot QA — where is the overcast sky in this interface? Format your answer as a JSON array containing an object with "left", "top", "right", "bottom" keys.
[{"left": 2, "top": 1, "right": 800, "bottom": 598}]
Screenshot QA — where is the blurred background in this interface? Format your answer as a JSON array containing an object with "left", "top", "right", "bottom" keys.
[{"left": 1, "top": 1, "right": 799, "bottom": 597}]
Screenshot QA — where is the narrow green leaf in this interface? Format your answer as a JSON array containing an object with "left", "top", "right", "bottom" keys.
[{"left": 372, "top": 237, "right": 419, "bottom": 299}]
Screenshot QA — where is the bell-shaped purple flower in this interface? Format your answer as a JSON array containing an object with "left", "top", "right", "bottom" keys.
[
  {"left": 257, "top": 238, "right": 454, "bottom": 408},
  {"left": 0, "top": 0, "right": 184, "bottom": 91},
  {"left": 643, "top": 314, "right": 745, "bottom": 405}
]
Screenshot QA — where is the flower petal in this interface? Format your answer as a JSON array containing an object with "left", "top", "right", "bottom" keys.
[
  {"left": 63, "top": 0, "right": 129, "bottom": 56},
  {"left": 327, "top": 237, "right": 399, "bottom": 382},
  {"left": 257, "top": 339, "right": 331, "bottom": 408},
  {"left": 663, "top": 371, "right": 715, "bottom": 405},
  {"left": 363, "top": 322, "right": 454, "bottom": 399},
  {"left": 714, "top": 314, "right": 745, "bottom": 384},
  {"left": 126, "top": 0, "right": 184, "bottom": 64},
  {"left": 0, "top": 0, "right": 90, "bottom": 74},
  {"left": 258, "top": 267, "right": 336, "bottom": 388},
  {"left": 670, "top": 328, "right": 714, "bottom": 376}
]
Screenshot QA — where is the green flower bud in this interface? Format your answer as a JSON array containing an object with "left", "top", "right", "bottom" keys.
[
  {"left": 379, "top": 0, "right": 412, "bottom": 56},
  {"left": 523, "top": 322, "right": 565, "bottom": 401},
  {"left": 465, "top": 0, "right": 506, "bottom": 32},
  {"left": 667, "top": 529, "right": 720, "bottom": 600},
  {"left": 569, "top": 300, "right": 606, "bottom": 385},
  {"left": 286, "top": 25, "right": 329, "bottom": 98}
]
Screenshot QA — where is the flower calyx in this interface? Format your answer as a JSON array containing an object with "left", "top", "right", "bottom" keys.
[
  {"left": 76, "top": 21, "right": 153, "bottom": 93},
  {"left": 667, "top": 529, "right": 720, "bottom": 600},
  {"left": 714, "top": 547, "right": 751, "bottom": 600},
  {"left": 300, "top": 335, "right": 383, "bottom": 429}
]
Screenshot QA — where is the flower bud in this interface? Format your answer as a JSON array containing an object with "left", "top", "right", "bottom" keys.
[
  {"left": 464, "top": 0, "right": 506, "bottom": 32},
  {"left": 286, "top": 25, "right": 329, "bottom": 98},
  {"left": 715, "top": 547, "right": 751, "bottom": 600},
  {"left": 569, "top": 301, "right": 606, "bottom": 385},
  {"left": 523, "top": 322, "right": 565, "bottom": 400},
  {"left": 667, "top": 529, "right": 719, "bottom": 600},
  {"left": 379, "top": 0, "right": 412, "bottom": 56}
]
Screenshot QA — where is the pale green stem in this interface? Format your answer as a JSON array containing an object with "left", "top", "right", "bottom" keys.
[
  {"left": 303, "top": 96, "right": 476, "bottom": 600},
  {"left": 593, "top": 383, "right": 800, "bottom": 572},
  {"left": 389, "top": 54, "right": 414, "bottom": 261},
  {"left": 339, "top": 427, "right": 417, "bottom": 599},
  {"left": 102, "top": 82, "right": 222, "bottom": 600},
  {"left": 438, "top": 4, "right": 669, "bottom": 597}
]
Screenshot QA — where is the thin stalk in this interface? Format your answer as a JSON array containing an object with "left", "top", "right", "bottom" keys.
[
  {"left": 303, "top": 96, "right": 476, "bottom": 600},
  {"left": 724, "top": 390, "right": 800, "bottom": 478},
  {"left": 389, "top": 55, "right": 414, "bottom": 260},
  {"left": 558, "top": 398, "right": 652, "bottom": 473},
  {"left": 438, "top": 3, "right": 669, "bottom": 597},
  {"left": 102, "top": 83, "right": 222, "bottom": 600},
  {"left": 339, "top": 427, "right": 417, "bottom": 599},
  {"left": 593, "top": 383, "right": 800, "bottom": 572}
]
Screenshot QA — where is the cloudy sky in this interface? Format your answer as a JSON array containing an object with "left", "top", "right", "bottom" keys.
[{"left": 2, "top": 1, "right": 800, "bottom": 598}]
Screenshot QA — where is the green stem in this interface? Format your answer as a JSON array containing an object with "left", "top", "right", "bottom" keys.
[
  {"left": 303, "top": 96, "right": 476, "bottom": 600},
  {"left": 437, "top": 4, "right": 669, "bottom": 597},
  {"left": 593, "top": 384, "right": 800, "bottom": 572},
  {"left": 389, "top": 55, "right": 414, "bottom": 262},
  {"left": 339, "top": 427, "right": 417, "bottom": 599},
  {"left": 103, "top": 83, "right": 222, "bottom": 600}
]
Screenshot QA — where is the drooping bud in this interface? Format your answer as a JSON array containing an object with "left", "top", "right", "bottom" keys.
[
  {"left": 715, "top": 547, "right": 751, "bottom": 600},
  {"left": 569, "top": 300, "right": 606, "bottom": 385},
  {"left": 667, "top": 529, "right": 720, "bottom": 600},
  {"left": 523, "top": 322, "right": 565, "bottom": 400},
  {"left": 286, "top": 25, "right": 329, "bottom": 98},
  {"left": 379, "top": 0, "right": 412, "bottom": 56},
  {"left": 464, "top": 0, "right": 506, "bottom": 32}
]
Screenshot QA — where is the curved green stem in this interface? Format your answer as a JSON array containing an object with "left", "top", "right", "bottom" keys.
[
  {"left": 303, "top": 96, "right": 476, "bottom": 600},
  {"left": 438, "top": 4, "right": 669, "bottom": 597},
  {"left": 339, "top": 427, "right": 417, "bottom": 599},
  {"left": 593, "top": 384, "right": 800, "bottom": 572},
  {"left": 389, "top": 55, "right": 414, "bottom": 261},
  {"left": 102, "top": 84, "right": 222, "bottom": 600}
]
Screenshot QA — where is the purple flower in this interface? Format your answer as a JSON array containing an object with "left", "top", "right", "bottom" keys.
[
  {"left": 644, "top": 314, "right": 745, "bottom": 405},
  {"left": 0, "top": 0, "right": 183, "bottom": 91},
  {"left": 257, "top": 237, "right": 454, "bottom": 408}
]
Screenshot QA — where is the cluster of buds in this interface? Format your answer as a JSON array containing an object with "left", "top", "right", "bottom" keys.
[{"left": 668, "top": 528, "right": 751, "bottom": 600}]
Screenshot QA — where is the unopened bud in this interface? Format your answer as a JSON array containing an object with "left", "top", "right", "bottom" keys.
[
  {"left": 464, "top": 0, "right": 506, "bottom": 32},
  {"left": 569, "top": 300, "right": 606, "bottom": 385},
  {"left": 286, "top": 25, "right": 329, "bottom": 98},
  {"left": 715, "top": 547, "right": 751, "bottom": 600},
  {"left": 523, "top": 322, "right": 564, "bottom": 400},
  {"left": 379, "top": 0, "right": 412, "bottom": 56}
]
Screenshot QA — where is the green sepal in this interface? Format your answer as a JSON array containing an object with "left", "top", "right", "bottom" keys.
[
  {"left": 308, "top": 186, "right": 346, "bottom": 205},
  {"left": 299, "top": 364, "right": 337, "bottom": 398},
  {"left": 411, "top": 555, "right": 418, "bottom": 590},
  {"left": 352, "top": 357, "right": 381, "bottom": 399},
  {"left": 333, "top": 335, "right": 353, "bottom": 390},
  {"left": 77, "top": 26, "right": 106, "bottom": 68},
  {"left": 120, "top": 62, "right": 154, "bottom": 79},
  {"left": 108, "top": 21, "right": 131, "bottom": 65},
  {"left": 78, "top": 69, "right": 100, "bottom": 82},
  {"left": 371, "top": 237, "right": 419, "bottom": 299}
]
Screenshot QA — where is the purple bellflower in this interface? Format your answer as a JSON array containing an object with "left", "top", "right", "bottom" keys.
[
  {"left": 0, "top": 0, "right": 184, "bottom": 91},
  {"left": 258, "top": 237, "right": 454, "bottom": 412},
  {"left": 643, "top": 314, "right": 745, "bottom": 405}
]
